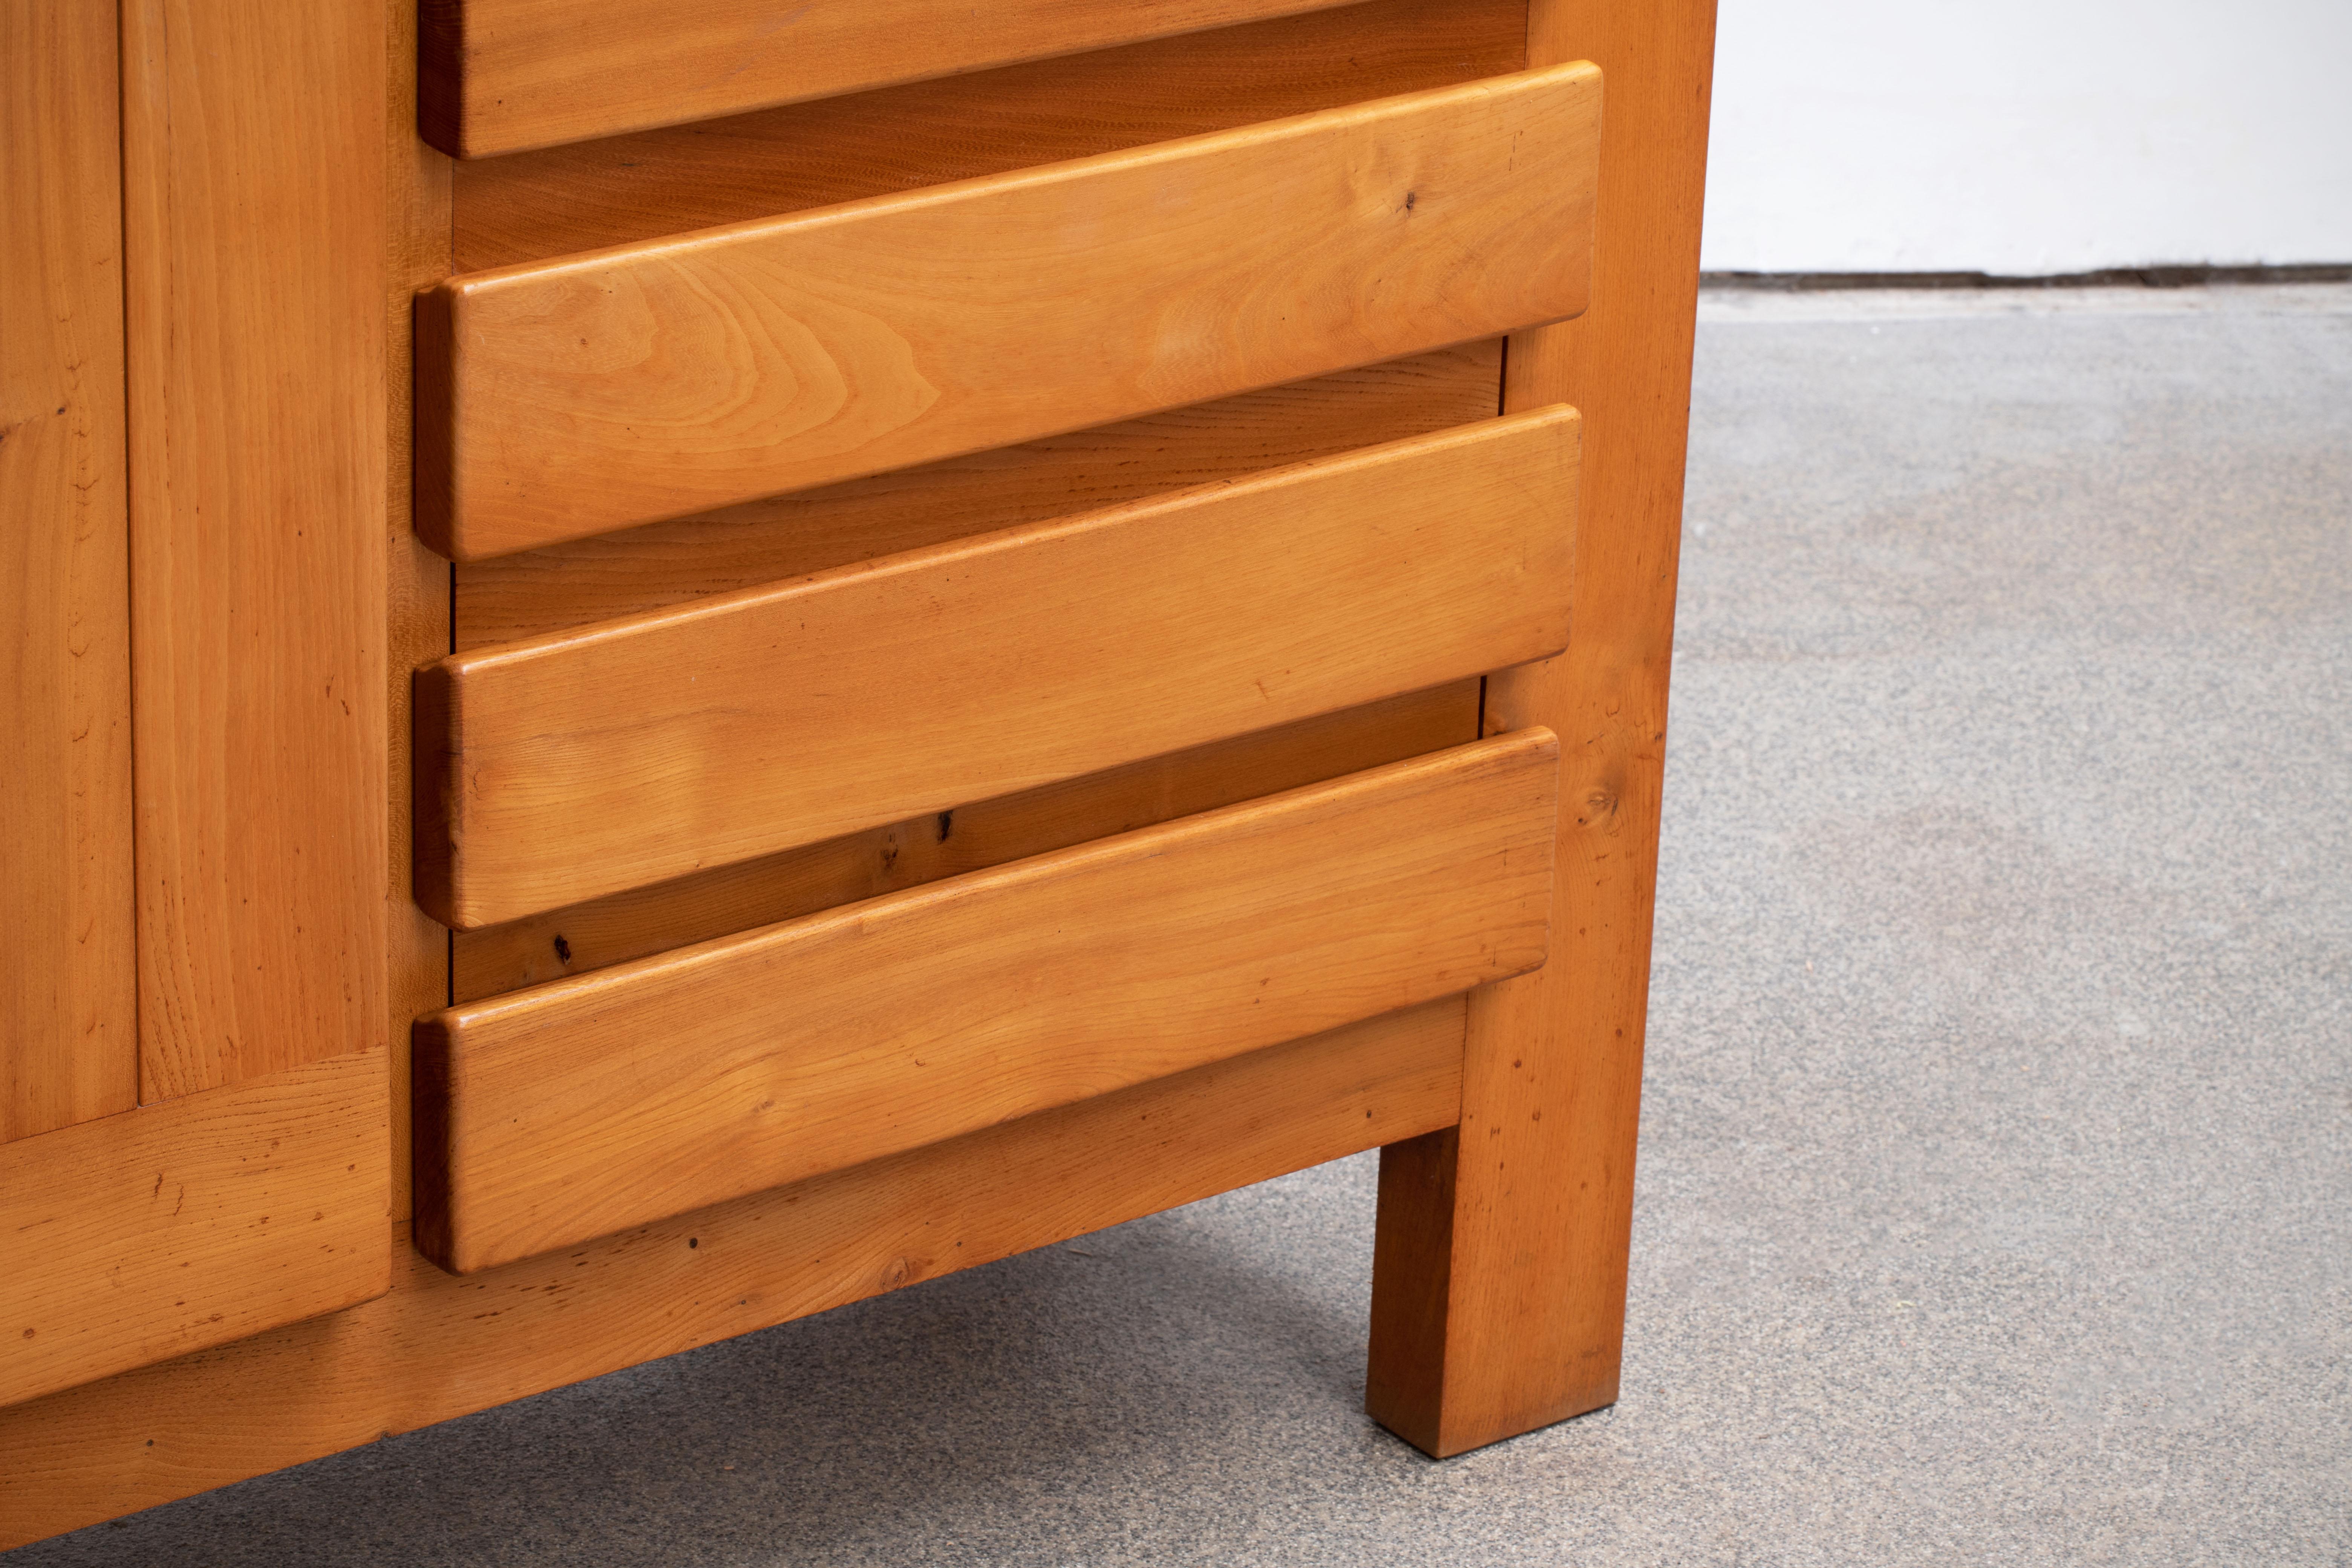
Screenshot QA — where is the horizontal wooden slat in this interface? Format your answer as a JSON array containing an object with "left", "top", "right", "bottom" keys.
[
  {"left": 414, "top": 63, "right": 1601, "bottom": 560},
  {"left": 414, "top": 730, "right": 1557, "bottom": 1274},
  {"left": 0, "top": 1048, "right": 389, "bottom": 1408},
  {"left": 420, "top": 0, "right": 1369, "bottom": 159},
  {"left": 448, "top": 0, "right": 1528, "bottom": 270},
  {"left": 418, "top": 407, "right": 1576, "bottom": 928},
  {"left": 453, "top": 341, "right": 1506, "bottom": 649},
  {"left": 450, "top": 682, "right": 1481, "bottom": 1002},
  {"left": 0, "top": 998, "right": 1464, "bottom": 1548}
]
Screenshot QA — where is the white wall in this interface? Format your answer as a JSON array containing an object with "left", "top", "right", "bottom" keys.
[{"left": 1700, "top": 0, "right": 2352, "bottom": 274}]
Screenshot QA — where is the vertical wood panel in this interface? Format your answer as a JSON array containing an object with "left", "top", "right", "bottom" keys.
[
  {"left": 122, "top": 0, "right": 392, "bottom": 1098},
  {"left": 1366, "top": 0, "right": 1718, "bottom": 1456},
  {"left": 0, "top": 0, "right": 138, "bottom": 1142}
]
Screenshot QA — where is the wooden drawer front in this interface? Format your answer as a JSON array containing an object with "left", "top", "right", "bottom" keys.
[
  {"left": 415, "top": 63, "right": 1600, "bottom": 561},
  {"left": 421, "top": 0, "right": 1369, "bottom": 159},
  {"left": 413, "top": 729, "right": 1558, "bottom": 1274},
  {"left": 417, "top": 407, "right": 1575, "bottom": 929}
]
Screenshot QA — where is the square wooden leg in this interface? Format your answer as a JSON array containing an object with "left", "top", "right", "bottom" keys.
[
  {"left": 1363, "top": 0, "right": 1718, "bottom": 1458},
  {"left": 1365, "top": 960, "right": 1651, "bottom": 1456}
]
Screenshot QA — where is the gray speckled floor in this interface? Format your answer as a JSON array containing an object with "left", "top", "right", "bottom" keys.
[{"left": 18, "top": 284, "right": 2351, "bottom": 1565}]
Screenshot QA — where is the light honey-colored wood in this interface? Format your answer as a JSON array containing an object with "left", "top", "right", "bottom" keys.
[
  {"left": 454, "top": 341, "right": 1505, "bottom": 649},
  {"left": 0, "top": 999, "right": 1466, "bottom": 1548},
  {"left": 1365, "top": 0, "right": 1716, "bottom": 1458},
  {"left": 448, "top": 0, "right": 1525, "bottom": 271},
  {"left": 0, "top": 1047, "right": 390, "bottom": 1410},
  {"left": 416, "top": 730, "right": 1557, "bottom": 1274},
  {"left": 0, "top": 0, "right": 137, "bottom": 1143},
  {"left": 414, "top": 64, "right": 1599, "bottom": 559},
  {"left": 419, "top": 408, "right": 1577, "bottom": 928},
  {"left": 122, "top": 0, "right": 392, "bottom": 1098},
  {"left": 0, "top": 0, "right": 397, "bottom": 1444},
  {"left": 420, "top": 0, "right": 1365, "bottom": 158},
  {"left": 452, "top": 682, "right": 1480, "bottom": 1001}
]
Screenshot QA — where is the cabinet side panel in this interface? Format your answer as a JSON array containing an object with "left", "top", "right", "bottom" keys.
[
  {"left": 0, "top": 0, "right": 137, "bottom": 1142},
  {"left": 1453, "top": 0, "right": 1714, "bottom": 1437},
  {"left": 1367, "top": 0, "right": 1718, "bottom": 1454},
  {"left": 124, "top": 0, "right": 392, "bottom": 1096}
]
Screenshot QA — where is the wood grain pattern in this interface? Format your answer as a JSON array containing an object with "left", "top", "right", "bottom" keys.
[
  {"left": 415, "top": 63, "right": 1600, "bottom": 559},
  {"left": 452, "top": 682, "right": 1480, "bottom": 1002},
  {"left": 1366, "top": 0, "right": 1717, "bottom": 1458},
  {"left": 453, "top": 341, "right": 1505, "bottom": 649},
  {"left": 0, "top": 0, "right": 1724, "bottom": 1537},
  {"left": 448, "top": 0, "right": 1526, "bottom": 271},
  {"left": 420, "top": 408, "right": 1577, "bottom": 928},
  {"left": 122, "top": 0, "right": 391, "bottom": 1097},
  {"left": 417, "top": 730, "right": 1556, "bottom": 1274},
  {"left": 421, "top": 0, "right": 1367, "bottom": 158},
  {"left": 0, "top": 1047, "right": 390, "bottom": 1409},
  {"left": 0, "top": 999, "right": 1462, "bottom": 1549},
  {"left": 0, "top": 0, "right": 137, "bottom": 1142}
]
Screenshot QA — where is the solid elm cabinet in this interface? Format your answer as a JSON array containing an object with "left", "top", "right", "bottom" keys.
[{"left": 0, "top": 0, "right": 1717, "bottom": 1545}]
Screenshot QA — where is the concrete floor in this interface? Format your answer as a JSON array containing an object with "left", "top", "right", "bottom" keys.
[{"left": 18, "top": 284, "right": 2350, "bottom": 1565}]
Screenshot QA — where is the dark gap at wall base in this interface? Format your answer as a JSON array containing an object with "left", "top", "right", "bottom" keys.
[{"left": 1703, "top": 262, "right": 2351, "bottom": 292}]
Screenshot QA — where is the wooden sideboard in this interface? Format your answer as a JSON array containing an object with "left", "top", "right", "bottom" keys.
[{"left": 0, "top": 0, "right": 1715, "bottom": 1544}]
